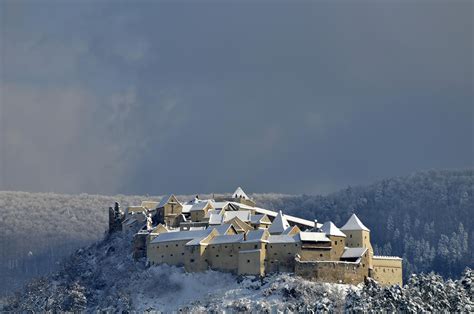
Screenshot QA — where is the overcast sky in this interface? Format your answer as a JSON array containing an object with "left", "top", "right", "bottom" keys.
[{"left": 0, "top": 0, "right": 472, "bottom": 196}]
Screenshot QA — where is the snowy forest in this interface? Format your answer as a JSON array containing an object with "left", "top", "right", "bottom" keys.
[{"left": 0, "top": 169, "right": 472, "bottom": 296}]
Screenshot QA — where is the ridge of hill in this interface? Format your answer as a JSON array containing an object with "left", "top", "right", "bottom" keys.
[
  {"left": 0, "top": 169, "right": 472, "bottom": 296},
  {"left": 2, "top": 225, "right": 472, "bottom": 312}
]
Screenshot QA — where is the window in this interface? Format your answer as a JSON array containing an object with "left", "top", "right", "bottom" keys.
[
  {"left": 254, "top": 245, "right": 258, "bottom": 249},
  {"left": 161, "top": 255, "right": 164, "bottom": 258},
  {"left": 225, "top": 246, "right": 227, "bottom": 249},
  {"left": 350, "top": 235, "right": 352, "bottom": 238},
  {"left": 295, "top": 244, "right": 298, "bottom": 247},
  {"left": 170, "top": 254, "right": 173, "bottom": 257},
  {"left": 247, "top": 260, "right": 250, "bottom": 263},
  {"left": 190, "top": 259, "right": 195, "bottom": 263},
  {"left": 320, "top": 254, "right": 323, "bottom": 257},
  {"left": 176, "top": 244, "right": 178, "bottom": 247},
  {"left": 216, "top": 255, "right": 219, "bottom": 257},
  {"left": 181, "top": 253, "right": 184, "bottom": 256},
  {"left": 166, "top": 245, "right": 169, "bottom": 248}
]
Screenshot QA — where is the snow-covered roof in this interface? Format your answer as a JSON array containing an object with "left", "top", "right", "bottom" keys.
[
  {"left": 209, "top": 223, "right": 234, "bottom": 235},
  {"left": 281, "top": 225, "right": 299, "bottom": 235},
  {"left": 157, "top": 195, "right": 181, "bottom": 208},
  {"left": 341, "top": 247, "right": 368, "bottom": 259},
  {"left": 320, "top": 221, "right": 346, "bottom": 237},
  {"left": 208, "top": 234, "right": 244, "bottom": 245},
  {"left": 208, "top": 213, "right": 224, "bottom": 225},
  {"left": 185, "top": 230, "right": 216, "bottom": 246},
  {"left": 245, "top": 229, "right": 268, "bottom": 243},
  {"left": 250, "top": 214, "right": 270, "bottom": 225},
  {"left": 189, "top": 200, "right": 212, "bottom": 212},
  {"left": 373, "top": 255, "right": 403, "bottom": 260},
  {"left": 205, "top": 209, "right": 221, "bottom": 219},
  {"left": 211, "top": 201, "right": 229, "bottom": 210},
  {"left": 297, "top": 232, "right": 330, "bottom": 242},
  {"left": 340, "top": 214, "right": 370, "bottom": 231},
  {"left": 181, "top": 204, "right": 193, "bottom": 213},
  {"left": 224, "top": 210, "right": 251, "bottom": 222},
  {"left": 268, "top": 211, "right": 290, "bottom": 234},
  {"left": 234, "top": 203, "right": 321, "bottom": 229},
  {"left": 267, "top": 234, "right": 297, "bottom": 244},
  {"left": 232, "top": 187, "right": 250, "bottom": 200},
  {"left": 151, "top": 229, "right": 211, "bottom": 244},
  {"left": 187, "top": 227, "right": 207, "bottom": 231}
]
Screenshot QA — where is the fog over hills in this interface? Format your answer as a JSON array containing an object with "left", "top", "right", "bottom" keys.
[{"left": 0, "top": 169, "right": 472, "bottom": 296}]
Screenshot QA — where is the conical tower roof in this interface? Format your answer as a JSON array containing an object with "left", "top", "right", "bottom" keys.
[
  {"left": 232, "top": 186, "right": 250, "bottom": 200},
  {"left": 268, "top": 210, "right": 290, "bottom": 234},
  {"left": 340, "top": 214, "right": 369, "bottom": 231},
  {"left": 320, "top": 221, "right": 346, "bottom": 237}
]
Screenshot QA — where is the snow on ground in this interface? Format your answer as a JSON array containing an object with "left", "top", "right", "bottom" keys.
[
  {"left": 2, "top": 227, "right": 472, "bottom": 312},
  {"left": 127, "top": 264, "right": 354, "bottom": 312}
]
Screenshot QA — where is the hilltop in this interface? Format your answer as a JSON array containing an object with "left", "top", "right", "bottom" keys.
[
  {"left": 0, "top": 169, "right": 472, "bottom": 296},
  {"left": 2, "top": 224, "right": 472, "bottom": 312}
]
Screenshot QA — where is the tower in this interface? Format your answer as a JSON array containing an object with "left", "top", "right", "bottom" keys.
[
  {"left": 340, "top": 213, "right": 373, "bottom": 266},
  {"left": 320, "top": 221, "right": 346, "bottom": 260}
]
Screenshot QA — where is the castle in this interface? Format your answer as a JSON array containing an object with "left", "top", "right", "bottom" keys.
[{"left": 113, "top": 187, "right": 403, "bottom": 286}]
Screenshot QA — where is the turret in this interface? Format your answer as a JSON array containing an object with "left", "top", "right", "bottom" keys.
[
  {"left": 340, "top": 213, "right": 373, "bottom": 266},
  {"left": 268, "top": 210, "right": 290, "bottom": 234},
  {"left": 108, "top": 202, "right": 124, "bottom": 233}
]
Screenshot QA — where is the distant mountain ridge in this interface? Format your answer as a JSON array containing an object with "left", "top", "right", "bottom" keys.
[{"left": 0, "top": 169, "right": 472, "bottom": 296}]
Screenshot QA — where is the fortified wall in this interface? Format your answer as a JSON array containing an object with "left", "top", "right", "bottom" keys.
[{"left": 114, "top": 187, "right": 403, "bottom": 286}]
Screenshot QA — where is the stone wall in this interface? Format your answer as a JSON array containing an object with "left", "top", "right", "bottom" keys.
[
  {"left": 372, "top": 256, "right": 403, "bottom": 286},
  {"left": 295, "top": 255, "right": 369, "bottom": 285},
  {"left": 266, "top": 242, "right": 299, "bottom": 273}
]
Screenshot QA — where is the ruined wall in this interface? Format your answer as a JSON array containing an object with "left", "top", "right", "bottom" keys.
[
  {"left": 372, "top": 257, "right": 403, "bottom": 286},
  {"left": 132, "top": 232, "right": 148, "bottom": 259}
]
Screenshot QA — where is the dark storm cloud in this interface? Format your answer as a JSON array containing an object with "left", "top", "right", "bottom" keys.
[{"left": 0, "top": 1, "right": 472, "bottom": 195}]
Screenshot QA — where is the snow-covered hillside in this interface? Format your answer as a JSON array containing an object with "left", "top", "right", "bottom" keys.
[{"left": 2, "top": 226, "right": 472, "bottom": 312}]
